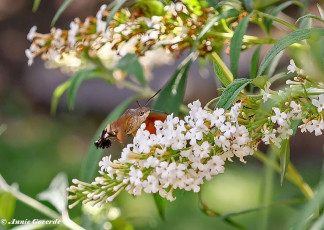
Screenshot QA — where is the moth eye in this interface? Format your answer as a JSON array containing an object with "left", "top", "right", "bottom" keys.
[{"left": 139, "top": 111, "right": 144, "bottom": 116}]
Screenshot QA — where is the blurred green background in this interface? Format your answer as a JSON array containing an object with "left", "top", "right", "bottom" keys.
[{"left": 0, "top": 0, "right": 323, "bottom": 230}]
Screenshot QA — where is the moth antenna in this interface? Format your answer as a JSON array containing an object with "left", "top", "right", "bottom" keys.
[
  {"left": 136, "top": 100, "right": 142, "bottom": 108},
  {"left": 144, "top": 89, "right": 161, "bottom": 106}
]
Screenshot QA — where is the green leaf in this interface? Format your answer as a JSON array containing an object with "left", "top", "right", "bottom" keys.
[
  {"left": 0, "top": 191, "right": 16, "bottom": 222},
  {"left": 250, "top": 45, "right": 261, "bottom": 79},
  {"left": 32, "top": 0, "right": 42, "bottom": 12},
  {"left": 264, "top": 1, "right": 304, "bottom": 33},
  {"left": 279, "top": 139, "right": 290, "bottom": 186},
  {"left": 258, "top": 147, "right": 276, "bottom": 230},
  {"left": 194, "top": 9, "right": 240, "bottom": 46},
  {"left": 213, "top": 62, "right": 231, "bottom": 86},
  {"left": 215, "top": 78, "right": 251, "bottom": 110},
  {"left": 80, "top": 96, "right": 137, "bottom": 182},
  {"left": 132, "top": 0, "right": 165, "bottom": 17},
  {"left": 67, "top": 68, "right": 102, "bottom": 110},
  {"left": 51, "top": 0, "right": 74, "bottom": 27},
  {"left": 106, "top": 0, "right": 128, "bottom": 28},
  {"left": 257, "top": 28, "right": 324, "bottom": 77},
  {"left": 206, "top": 0, "right": 218, "bottom": 8},
  {"left": 291, "top": 119, "right": 301, "bottom": 136},
  {"left": 293, "top": 180, "right": 324, "bottom": 230},
  {"left": 297, "top": 14, "right": 324, "bottom": 24},
  {"left": 115, "top": 53, "right": 146, "bottom": 85},
  {"left": 230, "top": 13, "right": 252, "bottom": 78},
  {"left": 242, "top": 0, "right": 254, "bottom": 12},
  {"left": 264, "top": 50, "right": 283, "bottom": 78},
  {"left": 152, "top": 53, "right": 196, "bottom": 114},
  {"left": 251, "top": 75, "right": 268, "bottom": 89},
  {"left": 51, "top": 80, "right": 71, "bottom": 115},
  {"left": 153, "top": 193, "right": 166, "bottom": 220},
  {"left": 309, "top": 213, "right": 324, "bottom": 230}
]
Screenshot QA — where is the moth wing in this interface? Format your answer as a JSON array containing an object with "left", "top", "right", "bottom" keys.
[{"left": 132, "top": 113, "right": 167, "bottom": 135}]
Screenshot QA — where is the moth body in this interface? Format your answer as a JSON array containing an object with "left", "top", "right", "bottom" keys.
[{"left": 94, "top": 107, "right": 150, "bottom": 149}]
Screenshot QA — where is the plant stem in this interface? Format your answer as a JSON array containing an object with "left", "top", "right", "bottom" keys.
[
  {"left": 256, "top": 11, "right": 298, "bottom": 31},
  {"left": 212, "top": 32, "right": 277, "bottom": 44},
  {"left": 209, "top": 52, "right": 233, "bottom": 85},
  {"left": 254, "top": 151, "right": 314, "bottom": 199},
  {"left": 0, "top": 174, "right": 61, "bottom": 220},
  {"left": 0, "top": 174, "right": 85, "bottom": 230}
]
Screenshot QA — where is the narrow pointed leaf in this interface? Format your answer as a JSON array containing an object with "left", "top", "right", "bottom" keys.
[
  {"left": 297, "top": 14, "right": 324, "bottom": 24},
  {"left": 153, "top": 193, "right": 166, "bottom": 220},
  {"left": 242, "top": 0, "right": 254, "bottom": 11},
  {"left": 152, "top": 53, "right": 196, "bottom": 114},
  {"left": 294, "top": 181, "right": 324, "bottom": 230},
  {"left": 115, "top": 53, "right": 146, "bottom": 85},
  {"left": 279, "top": 139, "right": 290, "bottom": 185},
  {"left": 215, "top": 78, "right": 251, "bottom": 110},
  {"left": 67, "top": 68, "right": 102, "bottom": 110},
  {"left": 230, "top": 13, "right": 252, "bottom": 78},
  {"left": 80, "top": 96, "right": 137, "bottom": 182},
  {"left": 250, "top": 45, "right": 261, "bottom": 79},
  {"left": 51, "top": 80, "right": 71, "bottom": 115},
  {"left": 251, "top": 75, "right": 268, "bottom": 89},
  {"left": 257, "top": 28, "right": 324, "bottom": 77},
  {"left": 264, "top": 1, "right": 304, "bottom": 33},
  {"left": 32, "top": 0, "right": 42, "bottom": 12},
  {"left": 51, "top": 0, "right": 74, "bottom": 26},
  {"left": 213, "top": 62, "right": 231, "bottom": 86}
]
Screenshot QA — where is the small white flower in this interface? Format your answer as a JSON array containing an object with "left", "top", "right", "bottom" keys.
[
  {"left": 262, "top": 129, "right": 276, "bottom": 145},
  {"left": 144, "top": 156, "right": 159, "bottom": 168},
  {"left": 290, "top": 101, "right": 302, "bottom": 114},
  {"left": 114, "top": 24, "right": 126, "bottom": 33},
  {"left": 207, "top": 156, "right": 225, "bottom": 175},
  {"left": 193, "top": 141, "right": 210, "bottom": 159},
  {"left": 234, "top": 125, "right": 250, "bottom": 145},
  {"left": 262, "top": 81, "right": 272, "bottom": 102},
  {"left": 27, "top": 26, "right": 37, "bottom": 41},
  {"left": 220, "top": 122, "right": 236, "bottom": 138},
  {"left": 68, "top": 21, "right": 79, "bottom": 46},
  {"left": 214, "top": 135, "right": 230, "bottom": 151},
  {"left": 156, "top": 161, "right": 169, "bottom": 178},
  {"left": 129, "top": 166, "right": 143, "bottom": 186},
  {"left": 25, "top": 49, "right": 34, "bottom": 66},
  {"left": 99, "top": 155, "right": 112, "bottom": 172},
  {"left": 310, "top": 120, "right": 324, "bottom": 136},
  {"left": 287, "top": 59, "right": 296, "bottom": 74},
  {"left": 143, "top": 175, "right": 159, "bottom": 193},
  {"left": 230, "top": 103, "right": 241, "bottom": 122},
  {"left": 271, "top": 108, "right": 288, "bottom": 126},
  {"left": 209, "top": 108, "right": 225, "bottom": 128},
  {"left": 311, "top": 94, "right": 324, "bottom": 112}
]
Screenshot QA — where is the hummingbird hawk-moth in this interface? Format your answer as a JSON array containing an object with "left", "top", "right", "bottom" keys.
[{"left": 94, "top": 90, "right": 166, "bottom": 149}]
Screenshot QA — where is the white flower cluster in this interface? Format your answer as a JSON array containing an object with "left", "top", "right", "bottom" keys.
[
  {"left": 25, "top": 4, "right": 192, "bottom": 76},
  {"left": 69, "top": 86, "right": 324, "bottom": 207},
  {"left": 95, "top": 100, "right": 259, "bottom": 203},
  {"left": 261, "top": 102, "right": 299, "bottom": 147}
]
